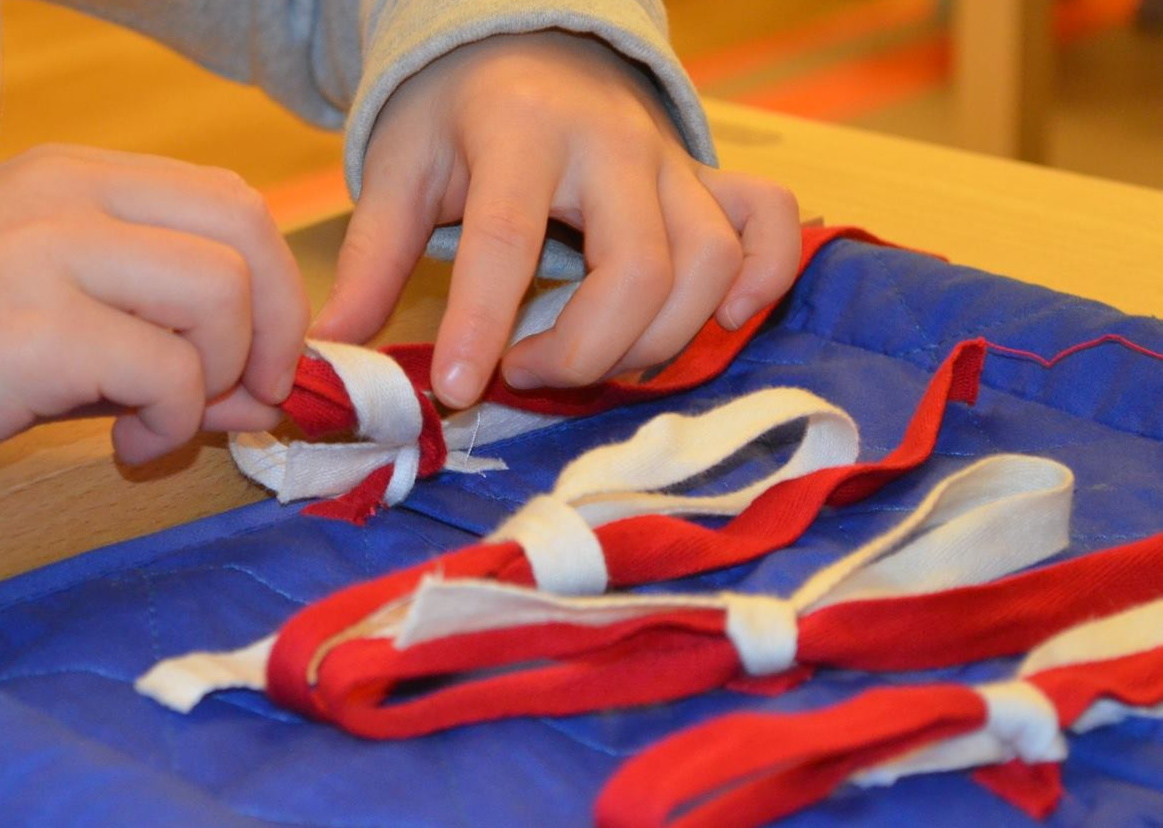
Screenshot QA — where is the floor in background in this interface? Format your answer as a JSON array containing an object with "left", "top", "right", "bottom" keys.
[{"left": 670, "top": 0, "right": 1163, "bottom": 190}]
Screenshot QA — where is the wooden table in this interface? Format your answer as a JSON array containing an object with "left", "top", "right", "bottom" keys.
[{"left": 2, "top": 97, "right": 1161, "bottom": 579}]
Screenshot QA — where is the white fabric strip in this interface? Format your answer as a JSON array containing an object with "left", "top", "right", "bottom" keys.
[
  {"left": 230, "top": 340, "right": 426, "bottom": 506},
  {"left": 138, "top": 453, "right": 1076, "bottom": 711},
  {"left": 857, "top": 596, "right": 1163, "bottom": 787},
  {"left": 308, "top": 340, "right": 422, "bottom": 447},
  {"left": 396, "top": 575, "right": 731, "bottom": 648},
  {"left": 497, "top": 496, "right": 609, "bottom": 595},
  {"left": 399, "top": 455, "right": 1073, "bottom": 673},
  {"left": 854, "top": 680, "right": 1067, "bottom": 788},
  {"left": 135, "top": 637, "right": 274, "bottom": 713},
  {"left": 723, "top": 593, "right": 800, "bottom": 676},
  {"left": 1017, "top": 598, "right": 1163, "bottom": 679},
  {"left": 1071, "top": 698, "right": 1163, "bottom": 733},
  {"left": 488, "top": 387, "right": 859, "bottom": 594},
  {"left": 793, "top": 454, "right": 1074, "bottom": 612}
]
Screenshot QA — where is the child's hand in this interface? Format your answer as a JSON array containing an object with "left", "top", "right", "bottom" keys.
[
  {"left": 313, "top": 31, "right": 801, "bottom": 409},
  {"left": 0, "top": 145, "right": 309, "bottom": 463}
]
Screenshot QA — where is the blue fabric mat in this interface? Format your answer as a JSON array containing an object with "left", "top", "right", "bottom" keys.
[{"left": 2, "top": 238, "right": 1161, "bottom": 827}]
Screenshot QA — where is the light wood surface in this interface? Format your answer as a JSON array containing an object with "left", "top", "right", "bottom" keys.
[
  {"left": 2, "top": 98, "right": 1162, "bottom": 579},
  {"left": 0, "top": 0, "right": 345, "bottom": 188}
]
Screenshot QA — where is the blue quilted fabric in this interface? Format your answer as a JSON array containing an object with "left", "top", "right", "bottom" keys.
[{"left": 2, "top": 238, "right": 1161, "bottom": 827}]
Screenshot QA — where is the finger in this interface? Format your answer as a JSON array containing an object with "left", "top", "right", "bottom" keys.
[
  {"left": 83, "top": 155, "right": 308, "bottom": 405},
  {"left": 64, "top": 217, "right": 252, "bottom": 401},
  {"left": 503, "top": 154, "right": 671, "bottom": 388},
  {"left": 58, "top": 299, "right": 205, "bottom": 464},
  {"left": 432, "top": 140, "right": 561, "bottom": 407},
  {"left": 312, "top": 148, "right": 446, "bottom": 344},
  {"left": 697, "top": 167, "right": 802, "bottom": 330},
  {"left": 606, "top": 162, "right": 742, "bottom": 375},
  {"left": 202, "top": 386, "right": 282, "bottom": 433}
]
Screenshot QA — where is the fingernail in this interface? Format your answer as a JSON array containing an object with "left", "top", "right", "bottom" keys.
[
  {"left": 723, "top": 296, "right": 761, "bottom": 330},
  {"left": 439, "top": 361, "right": 482, "bottom": 409},
  {"left": 503, "top": 366, "right": 541, "bottom": 390},
  {"left": 274, "top": 366, "right": 297, "bottom": 403}
]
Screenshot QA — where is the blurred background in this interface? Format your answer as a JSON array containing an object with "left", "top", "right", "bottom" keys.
[{"left": 1, "top": 0, "right": 1160, "bottom": 201}]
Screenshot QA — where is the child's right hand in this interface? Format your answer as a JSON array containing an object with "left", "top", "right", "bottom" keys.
[{"left": 0, "top": 145, "right": 309, "bottom": 463}]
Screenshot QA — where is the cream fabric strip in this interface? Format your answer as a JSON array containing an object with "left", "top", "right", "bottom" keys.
[
  {"left": 854, "top": 681, "right": 1068, "bottom": 787},
  {"left": 229, "top": 293, "right": 603, "bottom": 506},
  {"left": 488, "top": 387, "right": 859, "bottom": 595},
  {"left": 230, "top": 340, "right": 425, "bottom": 506},
  {"left": 856, "top": 597, "right": 1163, "bottom": 787},
  {"left": 136, "top": 454, "right": 1073, "bottom": 711},
  {"left": 139, "top": 386, "right": 860, "bottom": 709},
  {"left": 396, "top": 454, "right": 1073, "bottom": 676}
]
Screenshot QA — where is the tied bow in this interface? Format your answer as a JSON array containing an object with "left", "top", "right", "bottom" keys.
[
  {"left": 594, "top": 597, "right": 1163, "bottom": 827},
  {"left": 136, "top": 340, "right": 984, "bottom": 717},
  {"left": 233, "top": 226, "right": 882, "bottom": 524},
  {"left": 271, "top": 453, "right": 1072, "bottom": 739}
]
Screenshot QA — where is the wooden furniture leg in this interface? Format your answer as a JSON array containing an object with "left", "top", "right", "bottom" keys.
[{"left": 953, "top": 0, "right": 1054, "bottom": 162}]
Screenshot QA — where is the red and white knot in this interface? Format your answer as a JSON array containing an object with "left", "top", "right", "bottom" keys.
[
  {"left": 230, "top": 340, "right": 504, "bottom": 519},
  {"left": 135, "top": 446, "right": 1073, "bottom": 714}
]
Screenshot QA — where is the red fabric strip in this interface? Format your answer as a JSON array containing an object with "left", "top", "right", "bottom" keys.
[
  {"left": 303, "top": 531, "right": 1163, "bottom": 738},
  {"left": 283, "top": 226, "right": 890, "bottom": 434},
  {"left": 301, "top": 464, "right": 396, "bottom": 525},
  {"left": 972, "top": 761, "right": 1063, "bottom": 820},
  {"left": 267, "top": 338, "right": 982, "bottom": 719},
  {"left": 794, "top": 532, "right": 1163, "bottom": 672},
  {"left": 593, "top": 686, "right": 985, "bottom": 828},
  {"left": 593, "top": 620, "right": 1163, "bottom": 826}
]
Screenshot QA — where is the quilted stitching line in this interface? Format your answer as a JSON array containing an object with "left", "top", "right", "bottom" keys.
[
  {"left": 783, "top": 330, "right": 1163, "bottom": 444},
  {"left": 873, "top": 250, "right": 937, "bottom": 354},
  {"left": 141, "top": 568, "right": 183, "bottom": 775},
  {"left": 895, "top": 296, "right": 1102, "bottom": 361}
]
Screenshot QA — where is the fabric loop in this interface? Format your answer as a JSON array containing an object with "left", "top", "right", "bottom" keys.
[
  {"left": 980, "top": 681, "right": 1067, "bottom": 765},
  {"left": 305, "top": 340, "right": 423, "bottom": 446},
  {"left": 230, "top": 341, "right": 427, "bottom": 506},
  {"left": 723, "top": 594, "right": 799, "bottom": 676},
  {"left": 488, "top": 495, "right": 609, "bottom": 595},
  {"left": 792, "top": 454, "right": 1073, "bottom": 612}
]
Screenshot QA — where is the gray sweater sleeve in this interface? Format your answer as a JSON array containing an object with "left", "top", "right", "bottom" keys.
[
  {"left": 52, "top": 0, "right": 713, "bottom": 276},
  {"left": 50, "top": 1, "right": 714, "bottom": 177}
]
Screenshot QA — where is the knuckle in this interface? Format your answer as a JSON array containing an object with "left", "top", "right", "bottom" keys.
[
  {"left": 625, "top": 248, "right": 672, "bottom": 294},
  {"left": 159, "top": 340, "right": 207, "bottom": 402},
  {"left": 473, "top": 205, "right": 543, "bottom": 260},
  {"left": 200, "top": 247, "right": 252, "bottom": 312},
  {"left": 760, "top": 181, "right": 800, "bottom": 218},
  {"left": 209, "top": 168, "right": 271, "bottom": 224},
  {"left": 700, "top": 226, "right": 744, "bottom": 276},
  {"left": 203, "top": 241, "right": 252, "bottom": 286},
  {"left": 5, "top": 146, "right": 89, "bottom": 194},
  {"left": 547, "top": 354, "right": 605, "bottom": 387}
]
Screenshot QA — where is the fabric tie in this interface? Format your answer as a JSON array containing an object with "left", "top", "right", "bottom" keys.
[
  {"left": 137, "top": 384, "right": 861, "bottom": 712},
  {"left": 593, "top": 598, "right": 1163, "bottom": 828},
  {"left": 136, "top": 338, "right": 986, "bottom": 719},
  {"left": 233, "top": 340, "right": 452, "bottom": 524},
  {"left": 239, "top": 226, "right": 886, "bottom": 523},
  {"left": 278, "top": 453, "right": 1073, "bottom": 738}
]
